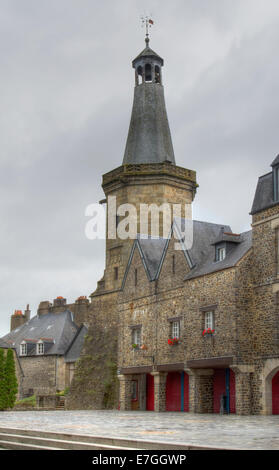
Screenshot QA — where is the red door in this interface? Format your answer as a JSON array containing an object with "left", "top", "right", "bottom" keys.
[
  {"left": 213, "top": 369, "right": 226, "bottom": 413},
  {"left": 272, "top": 371, "right": 279, "bottom": 414},
  {"left": 229, "top": 370, "right": 236, "bottom": 414},
  {"left": 166, "top": 372, "right": 181, "bottom": 411},
  {"left": 213, "top": 369, "right": 235, "bottom": 414},
  {"left": 146, "top": 373, "right": 154, "bottom": 411}
]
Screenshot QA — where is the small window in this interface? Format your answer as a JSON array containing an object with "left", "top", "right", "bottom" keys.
[
  {"left": 20, "top": 343, "right": 27, "bottom": 356},
  {"left": 132, "top": 328, "right": 141, "bottom": 346},
  {"left": 205, "top": 311, "right": 214, "bottom": 330},
  {"left": 135, "top": 268, "right": 138, "bottom": 286},
  {"left": 171, "top": 321, "right": 180, "bottom": 339},
  {"left": 114, "top": 267, "right": 118, "bottom": 280},
  {"left": 37, "top": 342, "right": 44, "bottom": 355},
  {"left": 131, "top": 380, "right": 138, "bottom": 401},
  {"left": 217, "top": 246, "right": 226, "bottom": 261}
]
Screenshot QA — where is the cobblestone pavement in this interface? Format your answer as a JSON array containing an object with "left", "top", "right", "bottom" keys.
[{"left": 0, "top": 410, "right": 278, "bottom": 449}]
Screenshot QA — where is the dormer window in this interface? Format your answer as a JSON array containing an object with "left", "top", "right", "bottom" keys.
[
  {"left": 216, "top": 246, "right": 226, "bottom": 262},
  {"left": 20, "top": 342, "right": 27, "bottom": 356},
  {"left": 37, "top": 340, "right": 44, "bottom": 355}
]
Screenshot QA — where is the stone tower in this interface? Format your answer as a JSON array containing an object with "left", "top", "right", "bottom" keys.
[{"left": 91, "top": 36, "right": 197, "bottom": 296}]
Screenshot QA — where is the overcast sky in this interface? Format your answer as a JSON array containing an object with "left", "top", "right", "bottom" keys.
[{"left": 1, "top": 0, "right": 279, "bottom": 336}]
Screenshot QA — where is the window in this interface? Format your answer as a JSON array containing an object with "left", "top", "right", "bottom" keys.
[
  {"left": 131, "top": 380, "right": 138, "bottom": 401},
  {"left": 205, "top": 311, "right": 214, "bottom": 330},
  {"left": 114, "top": 267, "right": 118, "bottom": 280},
  {"left": 132, "top": 328, "right": 141, "bottom": 346},
  {"left": 135, "top": 268, "right": 138, "bottom": 286},
  {"left": 171, "top": 321, "right": 180, "bottom": 339},
  {"left": 217, "top": 246, "right": 226, "bottom": 261},
  {"left": 37, "top": 341, "right": 44, "bottom": 355},
  {"left": 20, "top": 342, "right": 27, "bottom": 356}
]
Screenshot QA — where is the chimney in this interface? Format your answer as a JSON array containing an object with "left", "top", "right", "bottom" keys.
[
  {"left": 24, "top": 304, "right": 31, "bottom": 322},
  {"left": 10, "top": 310, "right": 26, "bottom": 332},
  {"left": 37, "top": 301, "right": 52, "bottom": 316}
]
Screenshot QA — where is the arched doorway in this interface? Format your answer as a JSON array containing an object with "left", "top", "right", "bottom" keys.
[{"left": 272, "top": 371, "right": 279, "bottom": 414}]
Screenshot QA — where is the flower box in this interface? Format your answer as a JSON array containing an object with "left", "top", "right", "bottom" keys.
[
  {"left": 202, "top": 328, "right": 215, "bottom": 337},
  {"left": 168, "top": 337, "right": 180, "bottom": 345}
]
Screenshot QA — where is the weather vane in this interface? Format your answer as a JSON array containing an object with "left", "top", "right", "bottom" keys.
[{"left": 141, "top": 15, "right": 154, "bottom": 46}]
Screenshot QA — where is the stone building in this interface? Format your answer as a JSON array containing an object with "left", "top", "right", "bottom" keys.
[
  {"left": 1, "top": 35, "right": 279, "bottom": 415},
  {"left": 1, "top": 299, "right": 87, "bottom": 398}
]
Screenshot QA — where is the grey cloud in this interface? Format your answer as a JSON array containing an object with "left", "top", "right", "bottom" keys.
[{"left": 1, "top": 0, "right": 279, "bottom": 335}]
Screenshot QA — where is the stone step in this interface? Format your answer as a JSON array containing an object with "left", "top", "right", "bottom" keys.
[
  {"left": 0, "top": 440, "right": 64, "bottom": 451},
  {"left": 0, "top": 432, "right": 139, "bottom": 451},
  {"left": 0, "top": 427, "right": 228, "bottom": 450}
]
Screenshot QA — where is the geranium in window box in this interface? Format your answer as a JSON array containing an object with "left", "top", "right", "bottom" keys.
[
  {"left": 168, "top": 337, "right": 180, "bottom": 345},
  {"left": 132, "top": 343, "right": 139, "bottom": 350},
  {"left": 140, "top": 344, "right": 148, "bottom": 350},
  {"left": 202, "top": 328, "right": 215, "bottom": 337}
]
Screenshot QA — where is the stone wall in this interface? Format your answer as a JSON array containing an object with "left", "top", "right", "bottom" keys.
[
  {"left": 67, "top": 291, "right": 119, "bottom": 410},
  {"left": 19, "top": 355, "right": 59, "bottom": 396}
]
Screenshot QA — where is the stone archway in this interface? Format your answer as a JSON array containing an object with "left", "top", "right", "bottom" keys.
[{"left": 261, "top": 359, "right": 279, "bottom": 415}]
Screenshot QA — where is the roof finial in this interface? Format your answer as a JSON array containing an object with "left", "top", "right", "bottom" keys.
[{"left": 141, "top": 15, "right": 154, "bottom": 47}]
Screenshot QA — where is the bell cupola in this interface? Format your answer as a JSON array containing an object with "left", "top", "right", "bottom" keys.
[{"left": 123, "top": 35, "right": 175, "bottom": 165}]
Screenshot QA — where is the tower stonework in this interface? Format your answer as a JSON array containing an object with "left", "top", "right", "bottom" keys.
[{"left": 92, "top": 38, "right": 197, "bottom": 295}]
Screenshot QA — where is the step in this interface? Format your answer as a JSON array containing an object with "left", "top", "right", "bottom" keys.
[
  {"left": 0, "top": 440, "right": 64, "bottom": 451},
  {"left": 0, "top": 427, "right": 233, "bottom": 450},
  {"left": 0, "top": 432, "right": 141, "bottom": 451}
]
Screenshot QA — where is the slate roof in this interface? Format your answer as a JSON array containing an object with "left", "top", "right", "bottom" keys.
[
  {"left": 185, "top": 223, "right": 252, "bottom": 280},
  {"left": 0, "top": 338, "right": 13, "bottom": 349},
  {"left": 250, "top": 172, "right": 276, "bottom": 215},
  {"left": 64, "top": 324, "right": 88, "bottom": 363},
  {"left": 122, "top": 220, "right": 252, "bottom": 286},
  {"left": 132, "top": 46, "right": 164, "bottom": 67},
  {"left": 272, "top": 155, "right": 279, "bottom": 166},
  {"left": 137, "top": 235, "right": 167, "bottom": 280},
  {"left": 0, "top": 310, "right": 79, "bottom": 357}
]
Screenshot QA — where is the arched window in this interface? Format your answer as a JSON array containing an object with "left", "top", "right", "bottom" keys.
[
  {"left": 137, "top": 66, "right": 143, "bottom": 85},
  {"left": 145, "top": 63, "right": 152, "bottom": 82},
  {"left": 155, "top": 65, "right": 161, "bottom": 84}
]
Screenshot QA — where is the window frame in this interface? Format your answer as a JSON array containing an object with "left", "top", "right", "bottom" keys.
[
  {"left": 171, "top": 320, "right": 180, "bottom": 339},
  {"left": 204, "top": 311, "right": 214, "bottom": 330},
  {"left": 216, "top": 246, "right": 226, "bottom": 262},
  {"left": 20, "top": 342, "right": 27, "bottom": 356},
  {"left": 36, "top": 341, "right": 44, "bottom": 355},
  {"left": 131, "top": 327, "right": 141, "bottom": 347}
]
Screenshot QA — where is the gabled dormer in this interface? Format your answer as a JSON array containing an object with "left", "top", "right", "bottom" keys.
[{"left": 211, "top": 228, "right": 242, "bottom": 262}]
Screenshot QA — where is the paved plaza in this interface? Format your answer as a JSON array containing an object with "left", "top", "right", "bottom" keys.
[{"left": 0, "top": 410, "right": 278, "bottom": 449}]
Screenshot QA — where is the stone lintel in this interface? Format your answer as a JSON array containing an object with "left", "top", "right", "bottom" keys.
[
  {"left": 230, "top": 364, "right": 255, "bottom": 374},
  {"left": 187, "top": 356, "right": 233, "bottom": 369}
]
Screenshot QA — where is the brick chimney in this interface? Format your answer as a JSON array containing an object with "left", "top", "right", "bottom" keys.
[
  {"left": 10, "top": 304, "right": 30, "bottom": 332},
  {"left": 37, "top": 300, "right": 52, "bottom": 316}
]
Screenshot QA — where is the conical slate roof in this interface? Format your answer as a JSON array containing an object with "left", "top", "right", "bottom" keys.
[
  {"left": 123, "top": 40, "right": 175, "bottom": 165},
  {"left": 132, "top": 45, "right": 164, "bottom": 67}
]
